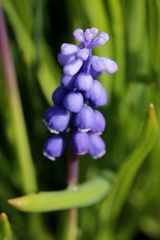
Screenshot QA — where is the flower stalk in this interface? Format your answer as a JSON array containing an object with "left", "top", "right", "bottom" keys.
[{"left": 66, "top": 151, "right": 79, "bottom": 240}]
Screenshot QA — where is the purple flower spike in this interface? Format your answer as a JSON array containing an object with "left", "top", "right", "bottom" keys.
[
  {"left": 91, "top": 110, "right": 106, "bottom": 134},
  {"left": 75, "top": 73, "right": 93, "bottom": 91},
  {"left": 63, "top": 59, "right": 83, "bottom": 76},
  {"left": 43, "top": 28, "right": 118, "bottom": 161},
  {"left": 61, "top": 43, "right": 79, "bottom": 55},
  {"left": 71, "top": 131, "right": 89, "bottom": 155},
  {"left": 43, "top": 135, "right": 65, "bottom": 160},
  {"left": 43, "top": 106, "right": 70, "bottom": 133},
  {"left": 61, "top": 75, "right": 75, "bottom": 90},
  {"left": 52, "top": 86, "right": 68, "bottom": 105},
  {"left": 73, "top": 28, "right": 85, "bottom": 43},
  {"left": 88, "top": 134, "right": 106, "bottom": 159},
  {"left": 63, "top": 91, "right": 83, "bottom": 113},
  {"left": 74, "top": 105, "right": 94, "bottom": 132}
]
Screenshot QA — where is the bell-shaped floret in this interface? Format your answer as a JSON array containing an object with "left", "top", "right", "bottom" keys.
[
  {"left": 43, "top": 106, "right": 70, "bottom": 134},
  {"left": 75, "top": 73, "right": 93, "bottom": 91},
  {"left": 63, "top": 59, "right": 83, "bottom": 76},
  {"left": 91, "top": 110, "right": 106, "bottom": 134},
  {"left": 52, "top": 86, "right": 68, "bottom": 105},
  {"left": 74, "top": 104, "right": 94, "bottom": 132},
  {"left": 61, "top": 75, "right": 75, "bottom": 90},
  {"left": 90, "top": 87, "right": 107, "bottom": 107},
  {"left": 88, "top": 134, "right": 106, "bottom": 159},
  {"left": 63, "top": 91, "right": 83, "bottom": 113},
  {"left": 84, "top": 80, "right": 108, "bottom": 107},
  {"left": 71, "top": 131, "right": 89, "bottom": 155},
  {"left": 43, "top": 135, "right": 65, "bottom": 161}
]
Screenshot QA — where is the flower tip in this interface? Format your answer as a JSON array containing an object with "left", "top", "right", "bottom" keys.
[
  {"left": 93, "top": 150, "right": 106, "bottom": 160},
  {"left": 73, "top": 28, "right": 85, "bottom": 43},
  {"left": 43, "top": 151, "right": 56, "bottom": 161},
  {"left": 47, "top": 127, "right": 59, "bottom": 134}
]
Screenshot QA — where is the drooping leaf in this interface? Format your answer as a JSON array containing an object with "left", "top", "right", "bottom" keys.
[{"left": 8, "top": 177, "right": 112, "bottom": 212}]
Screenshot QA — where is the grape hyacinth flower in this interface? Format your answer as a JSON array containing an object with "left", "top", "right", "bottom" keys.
[{"left": 43, "top": 28, "right": 118, "bottom": 160}]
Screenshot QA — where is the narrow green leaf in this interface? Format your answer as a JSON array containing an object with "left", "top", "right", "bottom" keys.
[
  {"left": 107, "top": 0, "right": 126, "bottom": 96},
  {"left": 106, "top": 103, "right": 158, "bottom": 223},
  {"left": 147, "top": 0, "right": 160, "bottom": 75},
  {"left": 0, "top": 213, "right": 13, "bottom": 240},
  {"left": 3, "top": 0, "right": 36, "bottom": 64},
  {"left": 8, "top": 177, "right": 111, "bottom": 213}
]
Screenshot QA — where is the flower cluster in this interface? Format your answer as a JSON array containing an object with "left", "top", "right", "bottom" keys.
[{"left": 43, "top": 28, "right": 118, "bottom": 161}]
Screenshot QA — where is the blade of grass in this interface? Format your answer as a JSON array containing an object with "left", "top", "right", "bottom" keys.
[
  {"left": 107, "top": 0, "right": 126, "bottom": 97},
  {"left": 0, "top": 3, "right": 37, "bottom": 193},
  {"left": 97, "top": 103, "right": 158, "bottom": 239},
  {"left": 107, "top": 103, "right": 158, "bottom": 222}
]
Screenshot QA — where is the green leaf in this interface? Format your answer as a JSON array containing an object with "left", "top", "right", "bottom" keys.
[
  {"left": 0, "top": 213, "right": 13, "bottom": 240},
  {"left": 106, "top": 103, "right": 158, "bottom": 223},
  {"left": 8, "top": 177, "right": 111, "bottom": 213},
  {"left": 3, "top": 0, "right": 36, "bottom": 64}
]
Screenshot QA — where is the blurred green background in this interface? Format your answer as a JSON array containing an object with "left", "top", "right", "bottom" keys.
[{"left": 0, "top": 0, "right": 160, "bottom": 239}]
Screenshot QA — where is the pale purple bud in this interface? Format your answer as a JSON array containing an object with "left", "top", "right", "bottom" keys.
[
  {"left": 43, "top": 106, "right": 70, "bottom": 133},
  {"left": 91, "top": 56, "right": 118, "bottom": 74},
  {"left": 85, "top": 28, "right": 98, "bottom": 42},
  {"left": 71, "top": 131, "right": 89, "bottom": 155},
  {"left": 91, "top": 32, "right": 109, "bottom": 47},
  {"left": 76, "top": 48, "right": 90, "bottom": 60},
  {"left": 63, "top": 92, "right": 83, "bottom": 113},
  {"left": 52, "top": 86, "right": 68, "bottom": 105},
  {"left": 101, "top": 57, "right": 118, "bottom": 74},
  {"left": 43, "top": 135, "right": 65, "bottom": 160},
  {"left": 61, "top": 75, "right": 75, "bottom": 90},
  {"left": 73, "top": 28, "right": 85, "bottom": 43},
  {"left": 91, "top": 56, "right": 106, "bottom": 72},
  {"left": 74, "top": 105, "right": 94, "bottom": 132},
  {"left": 57, "top": 53, "right": 75, "bottom": 66},
  {"left": 61, "top": 43, "right": 79, "bottom": 55},
  {"left": 63, "top": 59, "right": 83, "bottom": 76},
  {"left": 75, "top": 73, "right": 93, "bottom": 91},
  {"left": 91, "top": 110, "right": 106, "bottom": 134},
  {"left": 88, "top": 134, "right": 106, "bottom": 159}
]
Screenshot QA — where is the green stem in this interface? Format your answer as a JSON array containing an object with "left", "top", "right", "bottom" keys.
[{"left": 0, "top": 2, "right": 37, "bottom": 193}]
